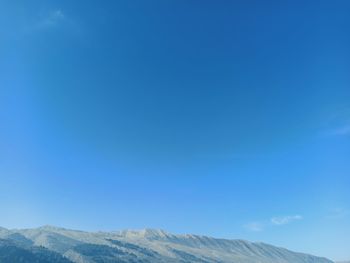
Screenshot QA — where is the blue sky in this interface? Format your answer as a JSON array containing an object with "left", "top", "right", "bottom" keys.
[{"left": 1, "top": 0, "right": 350, "bottom": 261}]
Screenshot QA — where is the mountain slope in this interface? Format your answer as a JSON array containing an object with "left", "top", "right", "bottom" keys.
[
  {"left": 0, "top": 226, "right": 333, "bottom": 263},
  {"left": 0, "top": 238, "right": 73, "bottom": 263}
]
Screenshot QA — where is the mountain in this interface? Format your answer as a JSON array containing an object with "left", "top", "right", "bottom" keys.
[
  {"left": 0, "top": 238, "right": 72, "bottom": 263},
  {"left": 0, "top": 226, "right": 333, "bottom": 263}
]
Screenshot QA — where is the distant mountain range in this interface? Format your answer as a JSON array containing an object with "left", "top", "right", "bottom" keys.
[{"left": 0, "top": 226, "right": 334, "bottom": 263}]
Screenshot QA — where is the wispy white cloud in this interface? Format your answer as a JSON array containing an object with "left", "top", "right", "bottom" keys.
[
  {"left": 330, "top": 125, "right": 350, "bottom": 136},
  {"left": 244, "top": 222, "right": 264, "bottom": 232},
  {"left": 319, "top": 106, "right": 350, "bottom": 138},
  {"left": 326, "top": 208, "right": 350, "bottom": 219},
  {"left": 323, "top": 108, "right": 350, "bottom": 137},
  {"left": 39, "top": 9, "right": 65, "bottom": 28},
  {"left": 25, "top": 9, "right": 66, "bottom": 32},
  {"left": 244, "top": 214, "right": 303, "bottom": 232},
  {"left": 270, "top": 215, "right": 303, "bottom": 225}
]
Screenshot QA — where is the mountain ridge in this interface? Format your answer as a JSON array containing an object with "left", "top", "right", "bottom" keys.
[{"left": 0, "top": 225, "right": 334, "bottom": 263}]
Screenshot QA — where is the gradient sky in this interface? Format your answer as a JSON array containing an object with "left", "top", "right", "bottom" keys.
[{"left": 1, "top": 0, "right": 350, "bottom": 261}]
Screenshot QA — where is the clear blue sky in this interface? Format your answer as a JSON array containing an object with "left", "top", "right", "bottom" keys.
[{"left": 1, "top": 0, "right": 350, "bottom": 261}]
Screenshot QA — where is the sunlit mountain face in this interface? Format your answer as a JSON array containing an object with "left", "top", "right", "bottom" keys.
[{"left": 0, "top": 226, "right": 333, "bottom": 263}]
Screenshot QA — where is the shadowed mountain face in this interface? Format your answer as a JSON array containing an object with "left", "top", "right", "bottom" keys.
[
  {"left": 0, "top": 239, "right": 72, "bottom": 263},
  {"left": 0, "top": 226, "right": 334, "bottom": 263}
]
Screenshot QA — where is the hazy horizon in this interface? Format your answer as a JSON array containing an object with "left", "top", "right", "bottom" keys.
[{"left": 1, "top": 1, "right": 350, "bottom": 262}]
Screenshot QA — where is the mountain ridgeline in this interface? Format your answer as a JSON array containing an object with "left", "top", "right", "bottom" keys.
[{"left": 0, "top": 226, "right": 333, "bottom": 263}]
